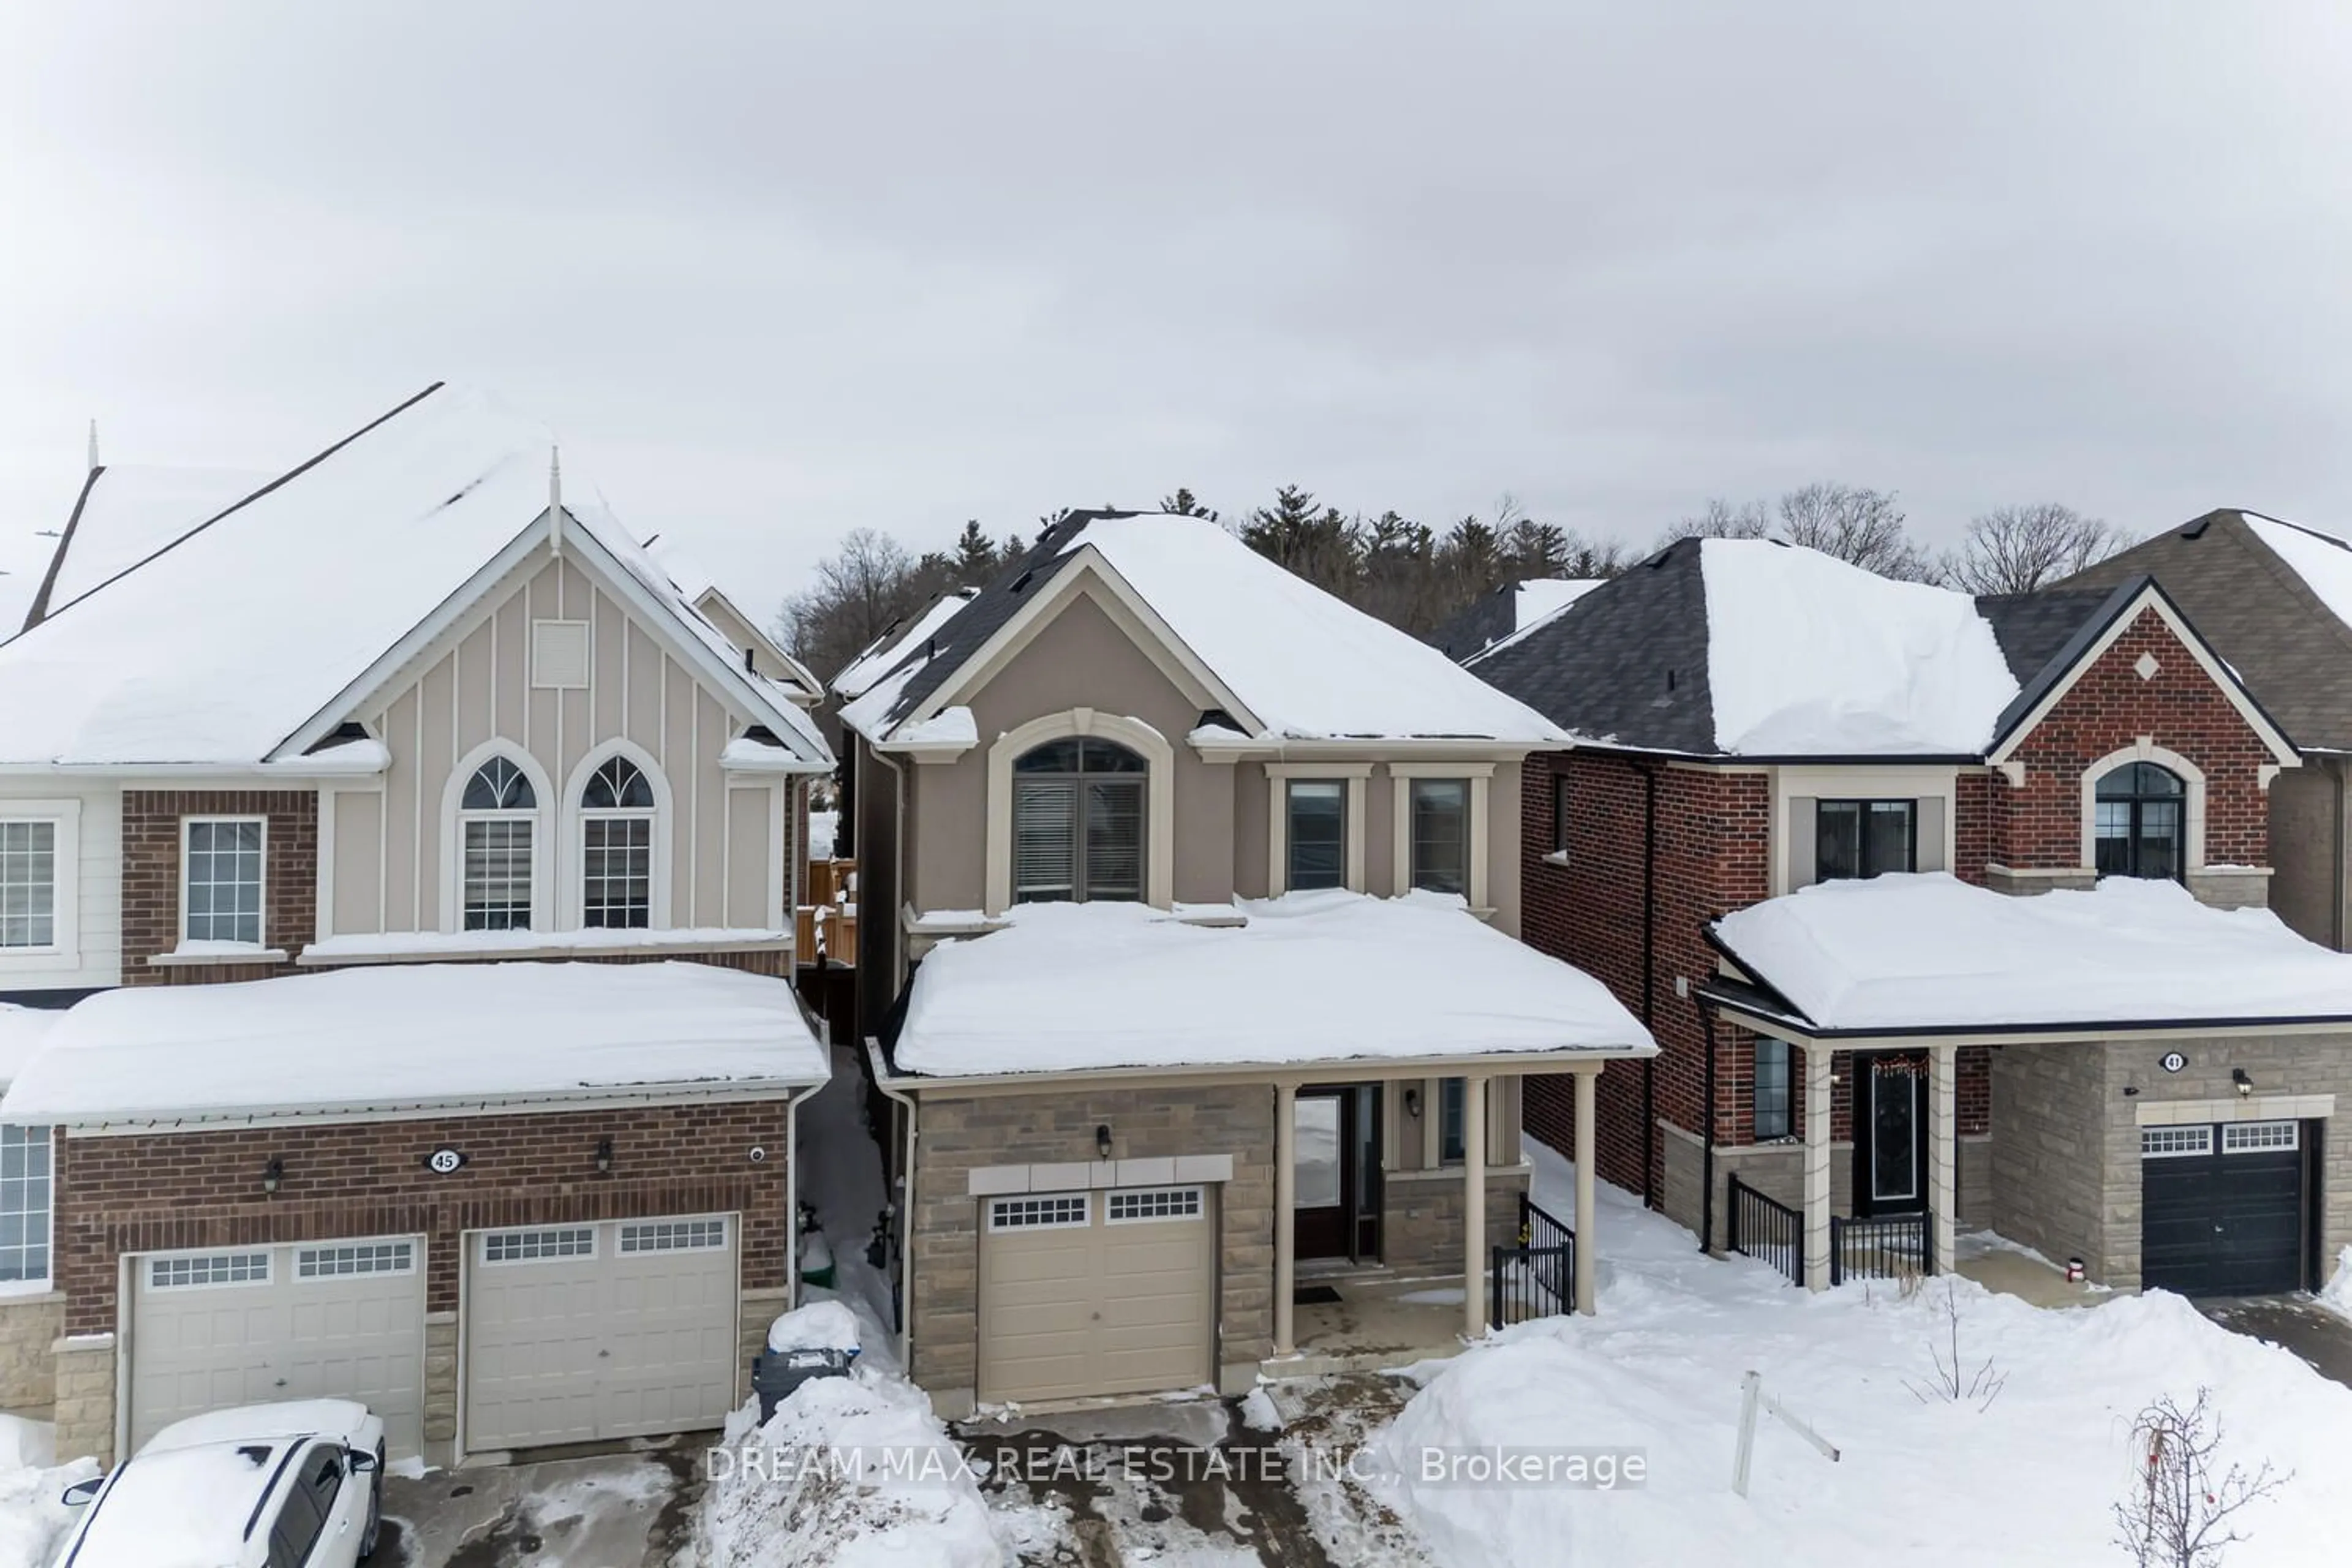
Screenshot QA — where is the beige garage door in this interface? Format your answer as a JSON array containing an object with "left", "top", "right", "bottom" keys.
[
  {"left": 131, "top": 1237, "right": 427, "bottom": 1459},
  {"left": 464, "top": 1215, "right": 737, "bottom": 1451},
  {"left": 978, "top": 1186, "right": 1215, "bottom": 1404}
]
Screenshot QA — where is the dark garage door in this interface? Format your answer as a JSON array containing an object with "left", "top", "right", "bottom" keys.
[{"left": 2141, "top": 1121, "right": 2310, "bottom": 1297}]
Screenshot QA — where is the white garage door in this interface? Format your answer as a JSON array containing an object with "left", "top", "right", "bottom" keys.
[
  {"left": 130, "top": 1237, "right": 426, "bottom": 1460},
  {"left": 978, "top": 1187, "right": 1215, "bottom": 1404},
  {"left": 464, "top": 1215, "right": 738, "bottom": 1452}
]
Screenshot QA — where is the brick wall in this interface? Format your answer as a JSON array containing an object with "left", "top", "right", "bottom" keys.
[
  {"left": 122, "top": 790, "right": 317, "bottom": 982},
  {"left": 56, "top": 1100, "right": 792, "bottom": 1333},
  {"left": 1987, "top": 607, "right": 2275, "bottom": 872}
]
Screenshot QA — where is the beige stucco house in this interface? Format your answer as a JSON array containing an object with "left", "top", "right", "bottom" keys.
[{"left": 837, "top": 508, "right": 1656, "bottom": 1417}]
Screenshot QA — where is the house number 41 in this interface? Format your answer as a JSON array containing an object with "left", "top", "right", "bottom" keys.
[{"left": 2159, "top": 1052, "right": 2187, "bottom": 1074}]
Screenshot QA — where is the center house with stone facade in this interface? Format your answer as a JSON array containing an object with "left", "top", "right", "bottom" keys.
[
  {"left": 1470, "top": 536, "right": 2352, "bottom": 1300},
  {"left": 837, "top": 509, "right": 1656, "bottom": 1417},
  {"left": 0, "top": 384, "right": 835, "bottom": 1469}
]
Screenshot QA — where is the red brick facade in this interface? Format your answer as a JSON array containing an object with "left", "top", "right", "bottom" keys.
[
  {"left": 122, "top": 790, "right": 317, "bottom": 984},
  {"left": 56, "top": 1100, "right": 793, "bottom": 1333},
  {"left": 1520, "top": 603, "right": 2278, "bottom": 1207}
]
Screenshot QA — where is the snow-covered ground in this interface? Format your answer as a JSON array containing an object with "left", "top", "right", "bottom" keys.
[
  {"left": 0, "top": 1415, "right": 100, "bottom": 1568},
  {"left": 1344, "top": 1143, "right": 2352, "bottom": 1567},
  {"left": 795, "top": 1044, "right": 902, "bottom": 1371}
]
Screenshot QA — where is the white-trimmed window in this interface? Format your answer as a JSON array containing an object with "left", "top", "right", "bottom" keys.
[
  {"left": 987, "top": 1194, "right": 1091, "bottom": 1231},
  {"left": 1389, "top": 763, "right": 1493, "bottom": 908},
  {"left": 149, "top": 1250, "right": 270, "bottom": 1289},
  {"left": 2223, "top": 1121, "right": 2298, "bottom": 1153},
  {"left": 1106, "top": 1187, "right": 1202, "bottom": 1223},
  {"left": 619, "top": 1217, "right": 728, "bottom": 1253},
  {"left": 1011, "top": 737, "right": 1147, "bottom": 903},
  {"left": 459, "top": 757, "right": 536, "bottom": 931},
  {"left": 183, "top": 817, "right": 265, "bottom": 944},
  {"left": 296, "top": 1240, "right": 415, "bottom": 1278},
  {"left": 2141, "top": 1126, "right": 2214, "bottom": 1158},
  {"left": 1284, "top": 782, "right": 1346, "bottom": 892},
  {"left": 579, "top": 757, "right": 656, "bottom": 928},
  {"left": 0, "top": 823, "right": 56, "bottom": 950},
  {"left": 0, "top": 1126, "right": 50, "bottom": 1284},
  {"left": 482, "top": 1226, "right": 595, "bottom": 1263}
]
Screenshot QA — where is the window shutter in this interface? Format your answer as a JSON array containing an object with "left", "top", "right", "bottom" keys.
[
  {"left": 1012, "top": 780, "right": 1076, "bottom": 900},
  {"left": 1787, "top": 796, "right": 1818, "bottom": 888}
]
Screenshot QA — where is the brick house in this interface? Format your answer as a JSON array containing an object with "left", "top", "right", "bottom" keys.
[
  {"left": 837, "top": 509, "right": 1655, "bottom": 1419},
  {"left": 1471, "top": 536, "right": 2352, "bottom": 1298},
  {"left": 0, "top": 383, "right": 835, "bottom": 1467}
]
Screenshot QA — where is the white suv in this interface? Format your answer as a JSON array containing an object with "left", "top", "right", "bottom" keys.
[{"left": 50, "top": 1400, "right": 386, "bottom": 1567}]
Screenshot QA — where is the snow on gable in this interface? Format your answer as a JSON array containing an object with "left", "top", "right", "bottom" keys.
[
  {"left": 1715, "top": 873, "right": 2352, "bottom": 1033},
  {"left": 834, "top": 588, "right": 977, "bottom": 701},
  {"left": 1071, "top": 514, "right": 1569, "bottom": 742},
  {"left": 42, "top": 464, "right": 273, "bottom": 614},
  {"left": 1701, "top": 540, "right": 2019, "bottom": 755},
  {"left": 2243, "top": 512, "right": 2352, "bottom": 639}
]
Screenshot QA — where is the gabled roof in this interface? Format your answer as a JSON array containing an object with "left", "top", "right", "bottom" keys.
[
  {"left": 1469, "top": 537, "right": 2291, "bottom": 763},
  {"left": 644, "top": 537, "right": 823, "bottom": 701},
  {"left": 0, "top": 384, "right": 831, "bottom": 769},
  {"left": 23, "top": 462, "right": 274, "bottom": 631},
  {"left": 2056, "top": 509, "right": 2352, "bottom": 753},
  {"left": 831, "top": 587, "right": 979, "bottom": 701},
  {"left": 842, "top": 510, "right": 1569, "bottom": 748},
  {"left": 1429, "top": 577, "right": 1608, "bottom": 664}
]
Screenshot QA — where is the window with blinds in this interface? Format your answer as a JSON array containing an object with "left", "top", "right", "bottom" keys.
[{"left": 1011, "top": 737, "right": 1145, "bottom": 903}]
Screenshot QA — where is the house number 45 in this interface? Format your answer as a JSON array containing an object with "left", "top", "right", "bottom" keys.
[{"left": 424, "top": 1148, "right": 468, "bottom": 1175}]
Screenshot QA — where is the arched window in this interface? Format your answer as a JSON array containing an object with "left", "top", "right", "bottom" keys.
[
  {"left": 1011, "top": 737, "right": 1145, "bottom": 903},
  {"left": 2094, "top": 761, "right": 2184, "bottom": 881},
  {"left": 580, "top": 756, "right": 656, "bottom": 927},
  {"left": 458, "top": 757, "right": 536, "bottom": 930}
]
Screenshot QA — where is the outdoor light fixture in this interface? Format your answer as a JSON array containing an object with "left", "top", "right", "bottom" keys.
[
  {"left": 595, "top": 1136, "right": 614, "bottom": 1174},
  {"left": 262, "top": 1158, "right": 283, "bottom": 1196},
  {"left": 1095, "top": 1124, "right": 1114, "bottom": 1159},
  {"left": 2233, "top": 1068, "right": 2254, "bottom": 1098},
  {"left": 1404, "top": 1087, "right": 1423, "bottom": 1119}
]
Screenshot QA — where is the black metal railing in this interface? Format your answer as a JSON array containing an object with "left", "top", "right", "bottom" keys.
[
  {"left": 1830, "top": 1212, "right": 1934, "bottom": 1286},
  {"left": 1725, "top": 1174, "right": 1805, "bottom": 1287},
  {"left": 1489, "top": 1192, "right": 1576, "bottom": 1329}
]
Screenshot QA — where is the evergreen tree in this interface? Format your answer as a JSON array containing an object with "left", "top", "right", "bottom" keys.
[
  {"left": 951, "top": 519, "right": 999, "bottom": 586},
  {"left": 1159, "top": 487, "right": 1217, "bottom": 519}
]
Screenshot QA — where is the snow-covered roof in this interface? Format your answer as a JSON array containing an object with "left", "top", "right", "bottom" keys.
[
  {"left": 832, "top": 588, "right": 978, "bottom": 700},
  {"left": 0, "top": 385, "right": 829, "bottom": 769},
  {"left": 892, "top": 890, "right": 1655, "bottom": 1077},
  {"left": 1713, "top": 873, "right": 2352, "bottom": 1035},
  {"left": 2241, "top": 513, "right": 2352, "bottom": 638},
  {"left": 0, "top": 960, "right": 827, "bottom": 1126},
  {"left": 36, "top": 463, "right": 272, "bottom": 620},
  {"left": 1462, "top": 578, "right": 1608, "bottom": 666},
  {"left": 1701, "top": 542, "right": 2021, "bottom": 755},
  {"left": 0, "top": 1004, "right": 59, "bottom": 1087}
]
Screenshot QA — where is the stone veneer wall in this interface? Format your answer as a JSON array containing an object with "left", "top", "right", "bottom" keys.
[
  {"left": 1382, "top": 1169, "right": 1531, "bottom": 1273},
  {"left": 1662, "top": 1125, "right": 1992, "bottom": 1252},
  {"left": 0, "top": 1295, "right": 63, "bottom": 1410}
]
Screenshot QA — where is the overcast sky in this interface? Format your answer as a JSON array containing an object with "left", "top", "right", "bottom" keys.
[{"left": 4, "top": 3, "right": 2350, "bottom": 621}]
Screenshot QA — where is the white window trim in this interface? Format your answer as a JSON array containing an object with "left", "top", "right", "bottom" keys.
[
  {"left": 529, "top": 617, "right": 593, "bottom": 690},
  {"left": 1265, "top": 763, "right": 1371, "bottom": 894},
  {"left": 1771, "top": 765, "right": 1958, "bottom": 896},
  {"left": 294, "top": 1238, "right": 418, "bottom": 1280},
  {"left": 440, "top": 741, "right": 556, "bottom": 933},
  {"left": 1388, "top": 763, "right": 1492, "bottom": 910},
  {"left": 984, "top": 709, "right": 1174, "bottom": 917},
  {"left": 479, "top": 1225, "right": 598, "bottom": 1265},
  {"left": 179, "top": 815, "right": 268, "bottom": 948},
  {"left": 146, "top": 1248, "right": 273, "bottom": 1290},
  {"left": 0, "top": 1125, "right": 53, "bottom": 1292},
  {"left": 986, "top": 1192, "right": 1093, "bottom": 1231},
  {"left": 561, "top": 742, "right": 673, "bottom": 930},
  {"left": 2081, "top": 740, "right": 2206, "bottom": 877},
  {"left": 2140, "top": 1125, "right": 2214, "bottom": 1159},
  {"left": 617, "top": 1215, "right": 732, "bottom": 1253},
  {"left": 2222, "top": 1120, "right": 2298, "bottom": 1153},
  {"left": 1104, "top": 1186, "right": 1205, "bottom": 1224},
  {"left": 0, "top": 800, "right": 79, "bottom": 970}
]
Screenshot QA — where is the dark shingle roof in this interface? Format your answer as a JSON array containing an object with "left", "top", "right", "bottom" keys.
[
  {"left": 1973, "top": 589, "right": 2120, "bottom": 687},
  {"left": 1466, "top": 538, "right": 1717, "bottom": 754},
  {"left": 1427, "top": 584, "right": 1521, "bottom": 663}
]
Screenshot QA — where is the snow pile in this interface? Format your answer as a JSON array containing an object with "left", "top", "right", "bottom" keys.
[
  {"left": 795, "top": 1046, "right": 902, "bottom": 1368},
  {"left": 699, "top": 1370, "right": 996, "bottom": 1568},
  {"left": 770, "top": 1300, "right": 862, "bottom": 1354},
  {"left": 1364, "top": 1145, "right": 2352, "bottom": 1567},
  {"left": 2321, "top": 1247, "right": 2352, "bottom": 1323},
  {"left": 1, "top": 959, "right": 826, "bottom": 1125},
  {"left": 2242, "top": 513, "right": 2352, "bottom": 635},
  {"left": 1713, "top": 873, "right": 2352, "bottom": 1032},
  {"left": 0, "top": 1005, "right": 59, "bottom": 1086},
  {"left": 897, "top": 890, "right": 1654, "bottom": 1076},
  {"left": 1700, "top": 540, "right": 2020, "bottom": 755},
  {"left": 810, "top": 810, "right": 840, "bottom": 860},
  {"left": 0, "top": 1415, "right": 99, "bottom": 1568}
]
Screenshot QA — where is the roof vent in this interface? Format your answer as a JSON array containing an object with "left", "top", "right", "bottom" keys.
[
  {"left": 2180, "top": 515, "right": 2214, "bottom": 540},
  {"left": 1009, "top": 569, "right": 1035, "bottom": 595},
  {"left": 1199, "top": 708, "right": 1240, "bottom": 732},
  {"left": 1666, "top": 668, "right": 1678, "bottom": 693}
]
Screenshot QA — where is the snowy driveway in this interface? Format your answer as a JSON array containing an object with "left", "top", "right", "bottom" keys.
[
  {"left": 2198, "top": 1295, "right": 2352, "bottom": 1391},
  {"left": 377, "top": 1447, "right": 698, "bottom": 1567}
]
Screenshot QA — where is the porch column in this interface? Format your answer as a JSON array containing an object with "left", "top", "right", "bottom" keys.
[
  {"left": 1928, "top": 1043, "right": 1958, "bottom": 1275},
  {"left": 1572, "top": 1065, "right": 1599, "bottom": 1314},
  {"left": 1801, "top": 1042, "right": 1834, "bottom": 1291},
  {"left": 1463, "top": 1072, "right": 1489, "bottom": 1337},
  {"left": 1273, "top": 1080, "right": 1297, "bottom": 1357}
]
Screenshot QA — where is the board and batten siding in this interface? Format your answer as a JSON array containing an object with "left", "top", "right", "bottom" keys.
[{"left": 325, "top": 550, "right": 787, "bottom": 938}]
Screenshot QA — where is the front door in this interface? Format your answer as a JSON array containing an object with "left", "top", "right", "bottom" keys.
[
  {"left": 1854, "top": 1055, "right": 1928, "bottom": 1217},
  {"left": 1294, "top": 1087, "right": 1384, "bottom": 1262}
]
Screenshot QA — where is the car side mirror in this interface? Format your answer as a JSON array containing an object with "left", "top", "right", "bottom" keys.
[
  {"left": 61, "top": 1476, "right": 102, "bottom": 1506},
  {"left": 346, "top": 1449, "right": 379, "bottom": 1475}
]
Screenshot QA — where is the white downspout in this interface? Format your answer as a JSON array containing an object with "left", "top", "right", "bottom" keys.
[
  {"left": 782, "top": 1077, "right": 825, "bottom": 1312},
  {"left": 867, "top": 1037, "right": 919, "bottom": 1374}
]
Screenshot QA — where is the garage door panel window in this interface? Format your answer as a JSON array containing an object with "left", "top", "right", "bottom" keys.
[
  {"left": 989, "top": 1194, "right": 1091, "bottom": 1231},
  {"left": 2223, "top": 1121, "right": 2299, "bottom": 1152},
  {"left": 296, "top": 1241, "right": 415, "bottom": 1279},
  {"left": 150, "top": 1250, "right": 271, "bottom": 1289},
  {"left": 1106, "top": 1188, "right": 1204, "bottom": 1224},
  {"left": 2141, "top": 1126, "right": 2214, "bottom": 1158},
  {"left": 483, "top": 1227, "right": 596, "bottom": 1264},
  {"left": 619, "top": 1218, "right": 728, "bottom": 1253},
  {"left": 0, "top": 1126, "right": 50, "bottom": 1284}
]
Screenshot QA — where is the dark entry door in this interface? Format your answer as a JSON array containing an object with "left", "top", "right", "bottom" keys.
[
  {"left": 2142, "top": 1121, "right": 2309, "bottom": 1296},
  {"left": 1853, "top": 1055, "right": 1929, "bottom": 1218},
  {"left": 1294, "top": 1090, "right": 1352, "bottom": 1260}
]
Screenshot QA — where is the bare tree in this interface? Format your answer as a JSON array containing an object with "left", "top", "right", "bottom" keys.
[
  {"left": 1661, "top": 497, "right": 1771, "bottom": 543},
  {"left": 2113, "top": 1389, "right": 2289, "bottom": 1568},
  {"left": 1943, "top": 503, "right": 2130, "bottom": 594},
  {"left": 1776, "top": 482, "right": 1933, "bottom": 580},
  {"left": 777, "top": 527, "right": 930, "bottom": 688},
  {"left": 1901, "top": 1281, "right": 2006, "bottom": 1411}
]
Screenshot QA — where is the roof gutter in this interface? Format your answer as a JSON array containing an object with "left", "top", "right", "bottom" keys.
[
  {"left": 1698, "top": 986, "right": 2352, "bottom": 1047},
  {"left": 32, "top": 1077, "right": 831, "bottom": 1136},
  {"left": 867, "top": 1040, "right": 1659, "bottom": 1095}
]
